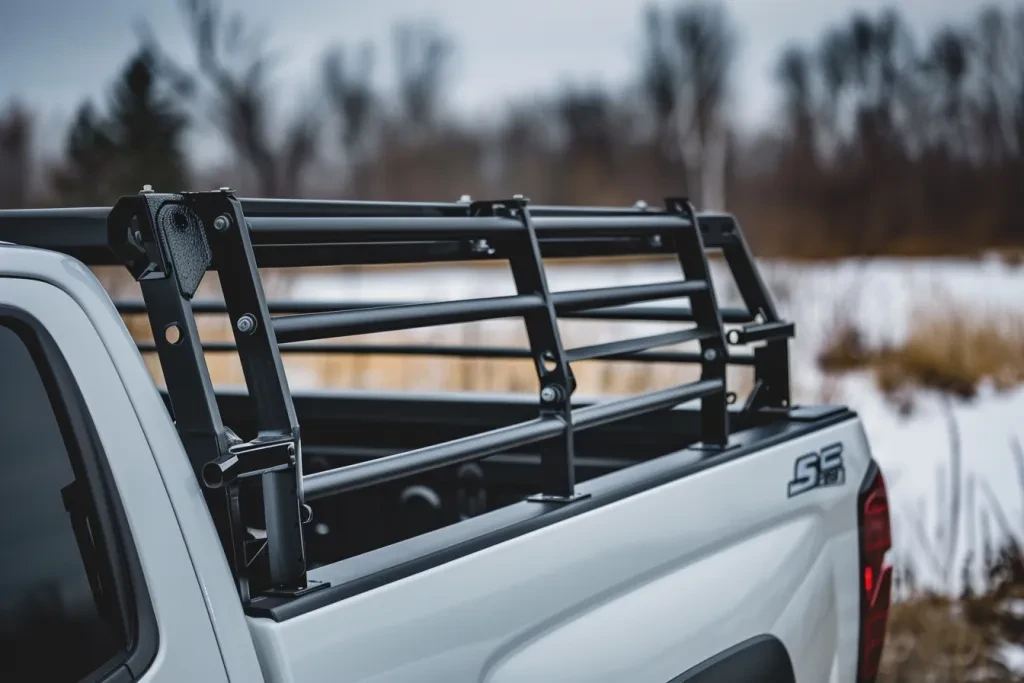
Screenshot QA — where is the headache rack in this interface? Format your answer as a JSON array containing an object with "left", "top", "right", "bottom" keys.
[{"left": 0, "top": 189, "right": 794, "bottom": 604}]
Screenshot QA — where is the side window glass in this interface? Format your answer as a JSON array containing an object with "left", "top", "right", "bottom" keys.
[{"left": 0, "top": 324, "right": 128, "bottom": 681}]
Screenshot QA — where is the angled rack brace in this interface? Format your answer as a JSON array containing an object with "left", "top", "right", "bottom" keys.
[{"left": 0, "top": 190, "right": 793, "bottom": 604}]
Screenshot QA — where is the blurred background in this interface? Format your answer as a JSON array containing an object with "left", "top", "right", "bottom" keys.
[{"left": 3, "top": 0, "right": 1024, "bottom": 679}]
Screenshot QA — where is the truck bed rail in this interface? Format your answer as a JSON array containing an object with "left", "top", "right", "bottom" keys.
[{"left": 0, "top": 190, "right": 792, "bottom": 606}]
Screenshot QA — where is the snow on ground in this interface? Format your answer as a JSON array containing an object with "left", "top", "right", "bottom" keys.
[{"left": 286, "top": 255, "right": 1024, "bottom": 597}]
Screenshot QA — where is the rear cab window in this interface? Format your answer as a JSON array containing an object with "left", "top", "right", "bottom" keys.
[{"left": 0, "top": 318, "right": 154, "bottom": 681}]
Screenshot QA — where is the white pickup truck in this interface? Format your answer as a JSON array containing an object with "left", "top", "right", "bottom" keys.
[{"left": 0, "top": 190, "right": 891, "bottom": 683}]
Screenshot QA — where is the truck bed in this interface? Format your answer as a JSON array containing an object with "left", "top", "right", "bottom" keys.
[{"left": 209, "top": 388, "right": 855, "bottom": 603}]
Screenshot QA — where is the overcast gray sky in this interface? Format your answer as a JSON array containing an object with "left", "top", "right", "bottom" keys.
[{"left": 0, "top": 0, "right": 1013, "bottom": 163}]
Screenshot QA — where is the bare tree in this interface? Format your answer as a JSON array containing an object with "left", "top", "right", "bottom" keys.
[
  {"left": 775, "top": 47, "right": 816, "bottom": 170},
  {"left": 147, "top": 0, "right": 321, "bottom": 196},
  {"left": 322, "top": 42, "right": 376, "bottom": 194},
  {"left": 0, "top": 102, "right": 32, "bottom": 208},
  {"left": 642, "top": 2, "right": 736, "bottom": 209},
  {"left": 392, "top": 21, "right": 453, "bottom": 136}
]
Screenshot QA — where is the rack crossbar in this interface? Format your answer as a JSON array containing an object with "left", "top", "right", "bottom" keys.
[
  {"left": 135, "top": 340, "right": 756, "bottom": 365},
  {"left": 272, "top": 295, "right": 545, "bottom": 342},
  {"left": 303, "top": 417, "right": 565, "bottom": 501},
  {"left": 302, "top": 377, "right": 723, "bottom": 500},
  {"left": 116, "top": 293, "right": 745, "bottom": 322},
  {"left": 564, "top": 328, "right": 717, "bottom": 363}
]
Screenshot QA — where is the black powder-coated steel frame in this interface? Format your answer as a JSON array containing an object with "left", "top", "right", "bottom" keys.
[{"left": 0, "top": 190, "right": 793, "bottom": 604}]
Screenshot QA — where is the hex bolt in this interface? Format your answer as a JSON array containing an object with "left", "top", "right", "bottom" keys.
[
  {"left": 140, "top": 184, "right": 154, "bottom": 194},
  {"left": 219, "top": 186, "right": 233, "bottom": 192},
  {"left": 236, "top": 313, "right": 257, "bottom": 335},
  {"left": 213, "top": 213, "right": 233, "bottom": 232},
  {"left": 648, "top": 234, "right": 663, "bottom": 248},
  {"left": 540, "top": 386, "right": 558, "bottom": 402},
  {"left": 635, "top": 199, "right": 648, "bottom": 210},
  {"left": 703, "top": 348, "right": 718, "bottom": 362}
]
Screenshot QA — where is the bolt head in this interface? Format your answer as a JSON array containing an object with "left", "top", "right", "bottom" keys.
[
  {"left": 236, "top": 314, "right": 257, "bottom": 335},
  {"left": 540, "top": 386, "right": 558, "bottom": 402},
  {"left": 703, "top": 348, "right": 718, "bottom": 362},
  {"left": 458, "top": 194, "right": 472, "bottom": 203},
  {"left": 140, "top": 184, "right": 154, "bottom": 194},
  {"left": 648, "top": 234, "right": 663, "bottom": 248},
  {"left": 219, "top": 187, "right": 233, "bottom": 192},
  {"left": 635, "top": 199, "right": 648, "bottom": 210},
  {"left": 213, "top": 214, "right": 232, "bottom": 232}
]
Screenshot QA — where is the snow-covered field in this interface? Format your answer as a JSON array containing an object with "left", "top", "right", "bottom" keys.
[{"left": 281, "top": 255, "right": 1024, "bottom": 597}]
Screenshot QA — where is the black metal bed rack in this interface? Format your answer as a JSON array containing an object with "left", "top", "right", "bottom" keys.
[{"left": 0, "top": 189, "right": 793, "bottom": 604}]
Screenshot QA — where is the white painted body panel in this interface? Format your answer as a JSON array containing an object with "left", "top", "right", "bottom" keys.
[
  {"left": 249, "top": 419, "right": 870, "bottom": 683},
  {"left": 0, "top": 243, "right": 870, "bottom": 683}
]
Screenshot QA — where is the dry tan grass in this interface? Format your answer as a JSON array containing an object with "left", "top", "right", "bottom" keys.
[
  {"left": 874, "top": 313, "right": 1024, "bottom": 399},
  {"left": 819, "top": 304, "right": 1024, "bottom": 400}
]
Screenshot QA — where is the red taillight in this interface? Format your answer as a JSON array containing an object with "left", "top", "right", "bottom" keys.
[{"left": 857, "top": 465, "right": 892, "bottom": 683}]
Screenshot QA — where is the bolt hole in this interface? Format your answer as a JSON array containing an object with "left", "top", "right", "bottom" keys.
[
  {"left": 165, "top": 323, "right": 183, "bottom": 345},
  {"left": 541, "top": 351, "right": 558, "bottom": 373},
  {"left": 726, "top": 392, "right": 737, "bottom": 405},
  {"left": 727, "top": 330, "right": 740, "bottom": 345}
]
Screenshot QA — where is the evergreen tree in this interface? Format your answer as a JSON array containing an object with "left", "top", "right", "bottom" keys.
[
  {"left": 107, "top": 48, "right": 190, "bottom": 194},
  {"left": 53, "top": 46, "right": 190, "bottom": 204},
  {"left": 52, "top": 102, "right": 115, "bottom": 205}
]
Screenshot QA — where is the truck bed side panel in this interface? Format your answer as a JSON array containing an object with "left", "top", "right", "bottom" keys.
[{"left": 248, "top": 417, "right": 870, "bottom": 683}]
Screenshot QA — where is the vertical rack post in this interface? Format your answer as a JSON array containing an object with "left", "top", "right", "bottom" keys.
[
  {"left": 666, "top": 197, "right": 730, "bottom": 447},
  {"left": 108, "top": 190, "right": 247, "bottom": 595},
  {"left": 718, "top": 216, "right": 792, "bottom": 411},
  {"left": 188, "top": 190, "right": 312, "bottom": 596},
  {"left": 471, "top": 197, "right": 584, "bottom": 502},
  {"left": 107, "top": 189, "right": 319, "bottom": 603}
]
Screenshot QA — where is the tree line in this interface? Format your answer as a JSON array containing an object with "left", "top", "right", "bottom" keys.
[{"left": 1, "top": 0, "right": 1022, "bottom": 258}]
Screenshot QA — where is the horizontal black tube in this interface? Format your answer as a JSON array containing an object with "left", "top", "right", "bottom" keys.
[
  {"left": 303, "top": 416, "right": 566, "bottom": 500},
  {"left": 115, "top": 297, "right": 754, "bottom": 324},
  {"left": 573, "top": 379, "right": 724, "bottom": 430},
  {"left": 240, "top": 198, "right": 673, "bottom": 219},
  {"left": 135, "top": 340, "right": 756, "bottom": 365},
  {"left": 570, "top": 304, "right": 752, "bottom": 324},
  {"left": 727, "top": 321, "right": 795, "bottom": 345},
  {"left": 529, "top": 205, "right": 668, "bottom": 217},
  {"left": 302, "top": 377, "right": 724, "bottom": 499},
  {"left": 272, "top": 294, "right": 545, "bottom": 342},
  {"left": 551, "top": 281, "right": 706, "bottom": 312},
  {"left": 246, "top": 215, "right": 520, "bottom": 243},
  {"left": 245, "top": 213, "right": 689, "bottom": 244},
  {"left": 240, "top": 198, "right": 466, "bottom": 218},
  {"left": 564, "top": 327, "right": 718, "bottom": 363}
]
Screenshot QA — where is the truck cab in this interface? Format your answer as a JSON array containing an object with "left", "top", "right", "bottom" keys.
[{"left": 0, "top": 192, "right": 891, "bottom": 682}]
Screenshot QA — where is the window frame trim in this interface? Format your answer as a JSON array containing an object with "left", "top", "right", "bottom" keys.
[{"left": 0, "top": 306, "right": 158, "bottom": 682}]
